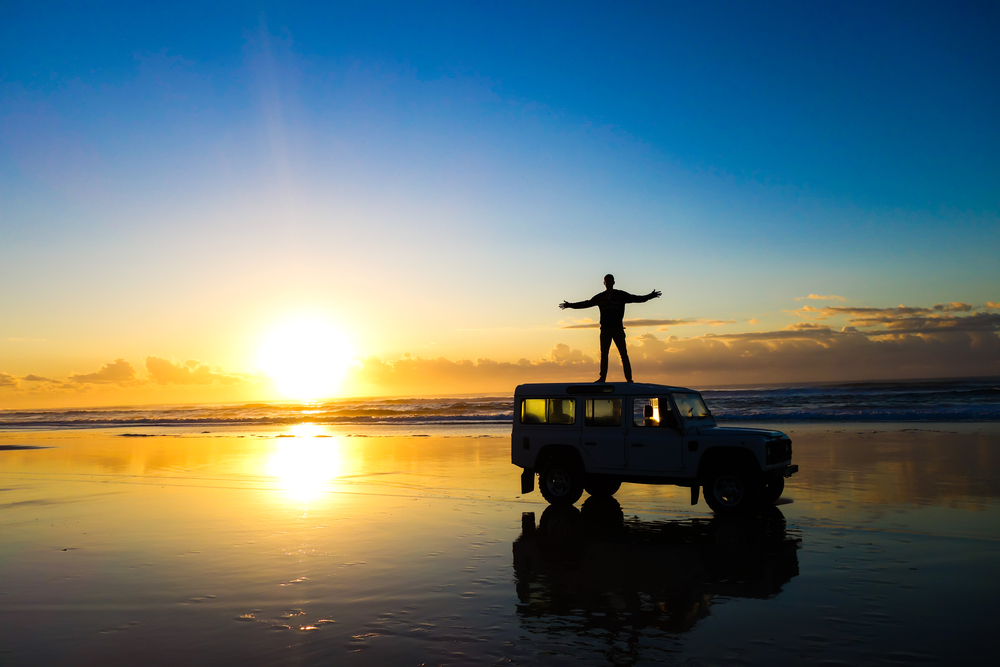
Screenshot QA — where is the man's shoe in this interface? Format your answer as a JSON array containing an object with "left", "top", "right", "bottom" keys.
[
  {"left": 626, "top": 379, "right": 634, "bottom": 383},
  {"left": 594, "top": 378, "right": 606, "bottom": 383}
]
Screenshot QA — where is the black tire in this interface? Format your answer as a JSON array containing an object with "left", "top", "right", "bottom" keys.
[
  {"left": 584, "top": 475, "right": 622, "bottom": 498},
  {"left": 703, "top": 467, "right": 760, "bottom": 515},
  {"left": 760, "top": 475, "right": 785, "bottom": 505},
  {"left": 538, "top": 458, "right": 585, "bottom": 506}
]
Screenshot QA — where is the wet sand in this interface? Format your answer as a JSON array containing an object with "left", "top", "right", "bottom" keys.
[{"left": 1, "top": 423, "right": 998, "bottom": 665}]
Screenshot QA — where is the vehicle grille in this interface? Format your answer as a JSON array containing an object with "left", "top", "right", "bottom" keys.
[{"left": 766, "top": 438, "right": 792, "bottom": 464}]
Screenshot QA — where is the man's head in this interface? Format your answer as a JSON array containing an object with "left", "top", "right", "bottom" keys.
[{"left": 604, "top": 274, "right": 615, "bottom": 290}]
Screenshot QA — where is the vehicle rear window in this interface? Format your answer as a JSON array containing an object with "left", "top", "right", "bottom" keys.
[
  {"left": 585, "top": 399, "right": 622, "bottom": 427},
  {"left": 520, "top": 398, "right": 576, "bottom": 425}
]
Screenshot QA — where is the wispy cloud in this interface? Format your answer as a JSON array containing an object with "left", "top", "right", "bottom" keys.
[
  {"left": 789, "top": 302, "right": 976, "bottom": 321},
  {"left": 22, "top": 374, "right": 65, "bottom": 385},
  {"left": 0, "top": 373, "right": 18, "bottom": 389},
  {"left": 784, "top": 302, "right": 998, "bottom": 336},
  {"left": 794, "top": 294, "right": 846, "bottom": 301}
]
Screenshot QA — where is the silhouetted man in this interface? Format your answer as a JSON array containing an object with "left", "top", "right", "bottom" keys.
[{"left": 560, "top": 274, "right": 661, "bottom": 383}]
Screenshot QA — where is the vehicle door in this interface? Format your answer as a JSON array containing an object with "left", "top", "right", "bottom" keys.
[
  {"left": 580, "top": 397, "right": 626, "bottom": 470},
  {"left": 625, "top": 397, "right": 683, "bottom": 472}
]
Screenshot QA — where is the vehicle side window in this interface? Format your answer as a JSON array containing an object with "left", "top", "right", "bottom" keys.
[
  {"left": 632, "top": 397, "right": 663, "bottom": 427},
  {"left": 585, "top": 399, "right": 622, "bottom": 427},
  {"left": 658, "top": 397, "right": 678, "bottom": 428},
  {"left": 520, "top": 398, "right": 576, "bottom": 425},
  {"left": 633, "top": 397, "right": 679, "bottom": 428}
]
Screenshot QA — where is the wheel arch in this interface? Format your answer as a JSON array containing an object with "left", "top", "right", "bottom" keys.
[
  {"left": 696, "top": 446, "right": 761, "bottom": 481},
  {"left": 535, "top": 445, "right": 586, "bottom": 472}
]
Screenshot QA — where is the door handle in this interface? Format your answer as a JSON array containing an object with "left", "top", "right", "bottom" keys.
[
  {"left": 631, "top": 443, "right": 644, "bottom": 447},
  {"left": 584, "top": 441, "right": 597, "bottom": 446}
]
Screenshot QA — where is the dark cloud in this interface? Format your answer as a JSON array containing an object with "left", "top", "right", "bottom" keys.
[
  {"left": 796, "top": 303, "right": 976, "bottom": 320},
  {"left": 22, "top": 374, "right": 63, "bottom": 384},
  {"left": 787, "top": 302, "right": 999, "bottom": 338},
  {"left": 145, "top": 357, "right": 247, "bottom": 385},
  {"left": 0, "top": 373, "right": 18, "bottom": 389},
  {"left": 625, "top": 328, "right": 1000, "bottom": 383},
  {"left": 850, "top": 312, "right": 1000, "bottom": 334},
  {"left": 68, "top": 359, "right": 138, "bottom": 384}
]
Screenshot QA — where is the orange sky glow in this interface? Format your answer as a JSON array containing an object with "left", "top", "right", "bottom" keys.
[{"left": 2, "top": 6, "right": 998, "bottom": 409}]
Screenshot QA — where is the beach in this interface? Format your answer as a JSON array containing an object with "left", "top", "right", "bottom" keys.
[{"left": 1, "top": 421, "right": 998, "bottom": 665}]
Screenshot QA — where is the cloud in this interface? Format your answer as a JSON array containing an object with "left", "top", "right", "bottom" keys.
[
  {"left": 795, "top": 294, "right": 846, "bottom": 301},
  {"left": 346, "top": 322, "right": 1000, "bottom": 392},
  {"left": 0, "top": 373, "right": 18, "bottom": 389},
  {"left": 145, "top": 357, "right": 249, "bottom": 385},
  {"left": 622, "top": 327, "right": 1000, "bottom": 383},
  {"left": 22, "top": 374, "right": 63, "bottom": 384},
  {"left": 785, "top": 303, "right": 999, "bottom": 337},
  {"left": 987, "top": 302, "right": 1000, "bottom": 309},
  {"left": 68, "top": 359, "right": 138, "bottom": 385},
  {"left": 346, "top": 297, "right": 1000, "bottom": 391},
  {"left": 561, "top": 318, "right": 734, "bottom": 330},
  {"left": 348, "top": 344, "right": 601, "bottom": 394}
]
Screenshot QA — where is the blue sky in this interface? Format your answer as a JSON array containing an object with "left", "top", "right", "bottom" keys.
[{"left": 2, "top": 1, "right": 999, "bottom": 403}]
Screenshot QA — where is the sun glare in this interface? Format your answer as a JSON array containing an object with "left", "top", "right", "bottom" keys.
[
  {"left": 257, "top": 318, "right": 355, "bottom": 400},
  {"left": 266, "top": 430, "right": 343, "bottom": 503}
]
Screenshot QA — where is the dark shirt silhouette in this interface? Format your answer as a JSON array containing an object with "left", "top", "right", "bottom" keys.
[{"left": 560, "top": 274, "right": 661, "bottom": 383}]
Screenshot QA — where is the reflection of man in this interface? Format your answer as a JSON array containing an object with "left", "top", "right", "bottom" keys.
[{"left": 560, "top": 274, "right": 662, "bottom": 383}]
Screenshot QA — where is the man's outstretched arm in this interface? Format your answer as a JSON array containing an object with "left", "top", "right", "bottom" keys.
[
  {"left": 626, "top": 289, "right": 662, "bottom": 304},
  {"left": 559, "top": 297, "right": 596, "bottom": 310}
]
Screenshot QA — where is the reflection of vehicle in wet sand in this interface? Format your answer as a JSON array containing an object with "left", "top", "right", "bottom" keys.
[{"left": 512, "top": 498, "right": 800, "bottom": 639}]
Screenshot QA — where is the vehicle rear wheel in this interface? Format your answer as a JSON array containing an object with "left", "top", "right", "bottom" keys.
[
  {"left": 760, "top": 475, "right": 785, "bottom": 504},
  {"left": 703, "top": 467, "right": 760, "bottom": 514},
  {"left": 584, "top": 475, "right": 621, "bottom": 498},
  {"left": 538, "top": 458, "right": 585, "bottom": 506}
]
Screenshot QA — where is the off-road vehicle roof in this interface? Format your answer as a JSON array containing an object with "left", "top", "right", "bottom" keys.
[{"left": 514, "top": 382, "right": 699, "bottom": 396}]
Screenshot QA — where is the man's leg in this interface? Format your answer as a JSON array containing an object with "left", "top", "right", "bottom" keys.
[
  {"left": 598, "top": 329, "right": 612, "bottom": 382},
  {"left": 612, "top": 328, "right": 632, "bottom": 382}
]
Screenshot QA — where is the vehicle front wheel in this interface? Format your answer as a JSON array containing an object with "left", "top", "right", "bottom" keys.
[
  {"left": 538, "top": 458, "right": 585, "bottom": 506},
  {"left": 760, "top": 475, "right": 785, "bottom": 504},
  {"left": 703, "top": 467, "right": 760, "bottom": 514}
]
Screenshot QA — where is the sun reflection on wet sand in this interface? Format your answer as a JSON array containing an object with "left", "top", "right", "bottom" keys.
[{"left": 266, "top": 426, "right": 343, "bottom": 503}]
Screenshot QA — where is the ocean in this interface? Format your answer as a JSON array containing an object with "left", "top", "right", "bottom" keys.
[{"left": 2, "top": 376, "right": 998, "bottom": 428}]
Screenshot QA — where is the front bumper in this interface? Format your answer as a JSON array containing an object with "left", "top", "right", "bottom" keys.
[{"left": 783, "top": 464, "right": 799, "bottom": 478}]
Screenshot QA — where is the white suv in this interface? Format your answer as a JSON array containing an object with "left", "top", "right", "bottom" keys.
[{"left": 511, "top": 382, "right": 798, "bottom": 513}]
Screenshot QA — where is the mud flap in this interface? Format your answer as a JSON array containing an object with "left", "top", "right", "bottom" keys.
[
  {"left": 520, "top": 468, "right": 535, "bottom": 494},
  {"left": 690, "top": 484, "right": 700, "bottom": 505}
]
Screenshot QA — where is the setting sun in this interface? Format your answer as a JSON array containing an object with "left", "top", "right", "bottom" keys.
[{"left": 257, "top": 318, "right": 355, "bottom": 400}]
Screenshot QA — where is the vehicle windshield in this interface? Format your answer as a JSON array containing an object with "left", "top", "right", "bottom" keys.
[{"left": 672, "top": 393, "right": 712, "bottom": 420}]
